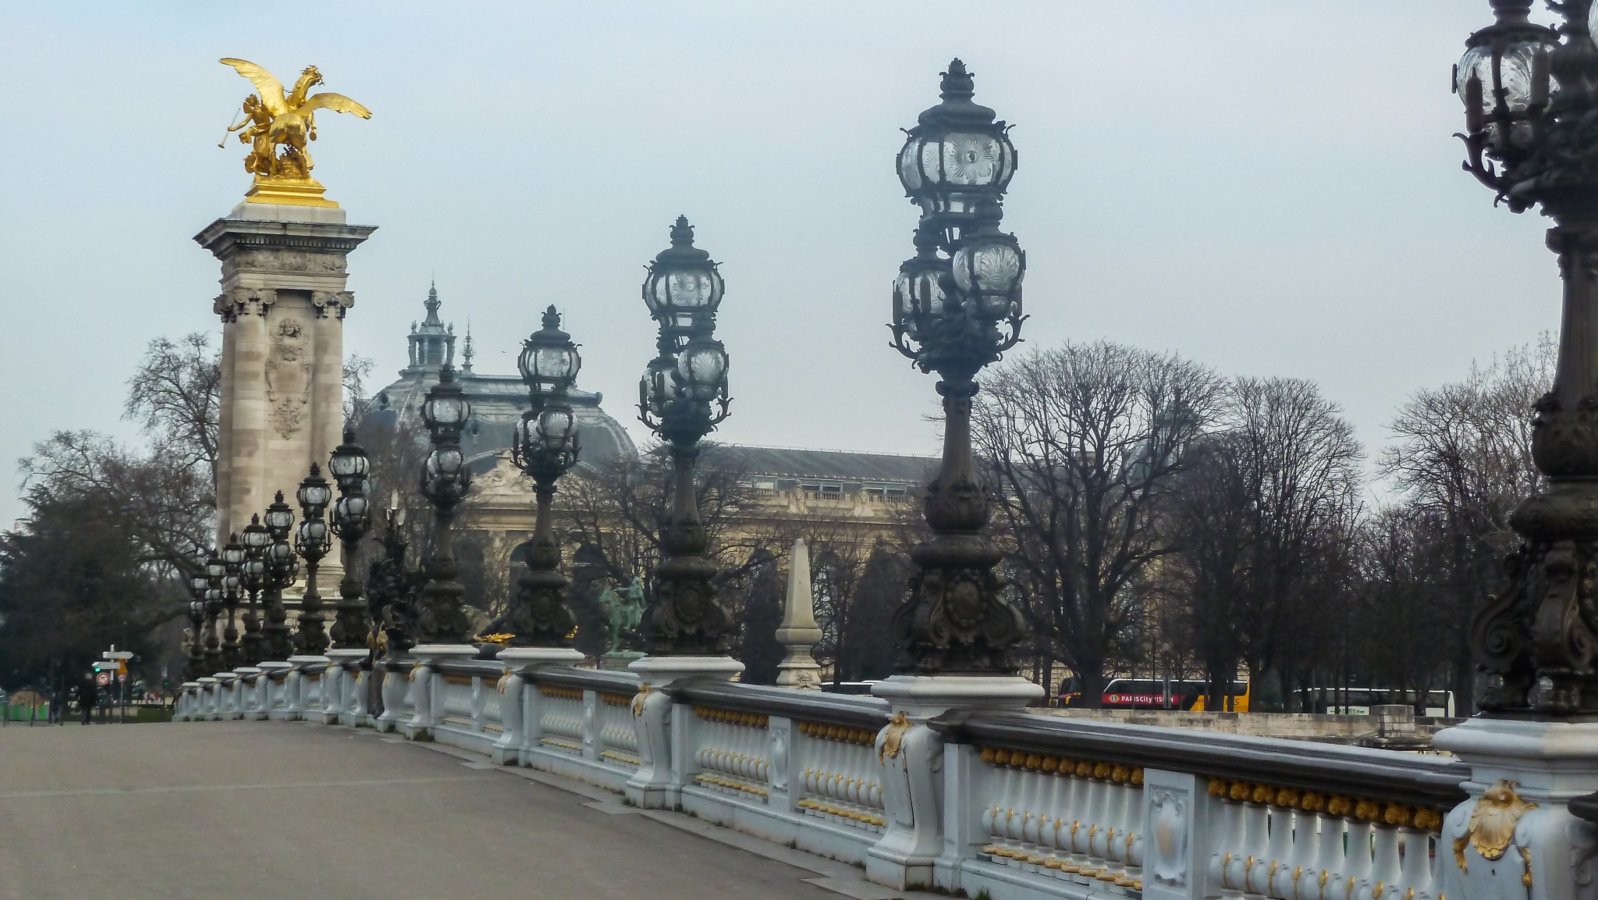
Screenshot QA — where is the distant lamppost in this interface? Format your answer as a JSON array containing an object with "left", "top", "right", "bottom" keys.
[
  {"left": 186, "top": 565, "right": 209, "bottom": 680},
  {"left": 294, "top": 464, "right": 334, "bottom": 655},
  {"left": 887, "top": 60, "right": 1029, "bottom": 674},
  {"left": 328, "top": 429, "right": 372, "bottom": 651},
  {"left": 637, "top": 216, "right": 733, "bottom": 655},
  {"left": 417, "top": 364, "right": 473, "bottom": 644},
  {"left": 203, "top": 551, "right": 225, "bottom": 673},
  {"left": 506, "top": 305, "right": 582, "bottom": 646},
  {"left": 262, "top": 491, "right": 300, "bottom": 660},
  {"left": 220, "top": 535, "right": 246, "bottom": 670},
  {"left": 1455, "top": 2, "right": 1598, "bottom": 714},
  {"left": 239, "top": 515, "right": 272, "bottom": 666}
]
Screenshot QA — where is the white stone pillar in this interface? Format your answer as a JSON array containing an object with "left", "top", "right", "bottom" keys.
[{"left": 625, "top": 655, "right": 745, "bottom": 809}]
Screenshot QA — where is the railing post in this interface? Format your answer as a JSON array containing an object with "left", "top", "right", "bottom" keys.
[
  {"left": 1436, "top": 719, "right": 1598, "bottom": 900},
  {"left": 493, "top": 648, "right": 582, "bottom": 765},
  {"left": 625, "top": 658, "right": 743, "bottom": 810},
  {"left": 323, "top": 649, "right": 364, "bottom": 724},
  {"left": 374, "top": 657, "right": 412, "bottom": 733},
  {"left": 767, "top": 715, "right": 795, "bottom": 814},
  {"left": 1141, "top": 770, "right": 1215, "bottom": 900}
]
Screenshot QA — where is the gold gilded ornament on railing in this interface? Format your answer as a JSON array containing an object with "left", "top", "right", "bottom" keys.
[
  {"left": 218, "top": 58, "right": 372, "bottom": 208},
  {"left": 1453, "top": 779, "right": 1537, "bottom": 873}
]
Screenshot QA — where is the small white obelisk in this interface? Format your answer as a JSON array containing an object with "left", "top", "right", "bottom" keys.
[{"left": 775, "top": 538, "right": 824, "bottom": 689}]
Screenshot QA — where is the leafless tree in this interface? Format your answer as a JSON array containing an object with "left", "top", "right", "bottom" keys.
[
  {"left": 124, "top": 333, "right": 221, "bottom": 487},
  {"left": 1380, "top": 336, "right": 1551, "bottom": 711},
  {"left": 973, "top": 340, "right": 1225, "bottom": 706}
]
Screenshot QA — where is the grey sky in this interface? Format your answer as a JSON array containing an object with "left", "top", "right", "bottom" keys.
[{"left": 0, "top": 2, "right": 1559, "bottom": 531}]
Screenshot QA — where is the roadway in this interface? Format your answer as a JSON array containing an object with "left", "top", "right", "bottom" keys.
[{"left": 0, "top": 720, "right": 924, "bottom": 900}]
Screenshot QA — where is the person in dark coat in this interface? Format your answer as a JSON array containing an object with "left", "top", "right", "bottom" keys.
[{"left": 77, "top": 675, "right": 97, "bottom": 725}]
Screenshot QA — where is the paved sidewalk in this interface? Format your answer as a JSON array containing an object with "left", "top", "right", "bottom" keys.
[{"left": 0, "top": 721, "right": 919, "bottom": 900}]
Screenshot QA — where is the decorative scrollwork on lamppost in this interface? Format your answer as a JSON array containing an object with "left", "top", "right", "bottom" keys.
[
  {"left": 328, "top": 429, "right": 372, "bottom": 651},
  {"left": 417, "top": 364, "right": 474, "bottom": 644},
  {"left": 293, "top": 464, "right": 334, "bottom": 655},
  {"left": 261, "top": 491, "right": 300, "bottom": 660},
  {"left": 239, "top": 515, "right": 272, "bottom": 666},
  {"left": 203, "top": 551, "right": 225, "bottom": 673},
  {"left": 220, "top": 535, "right": 246, "bottom": 670},
  {"left": 505, "top": 305, "right": 583, "bottom": 646},
  {"left": 887, "top": 59, "right": 1029, "bottom": 675},
  {"left": 1456, "top": 2, "right": 1598, "bottom": 714},
  {"left": 636, "top": 216, "right": 733, "bottom": 655}
]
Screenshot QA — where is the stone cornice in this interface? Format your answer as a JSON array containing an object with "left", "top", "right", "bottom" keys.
[{"left": 194, "top": 217, "right": 377, "bottom": 260}]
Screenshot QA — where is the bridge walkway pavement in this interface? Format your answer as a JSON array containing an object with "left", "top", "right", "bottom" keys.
[{"left": 0, "top": 720, "right": 935, "bottom": 900}]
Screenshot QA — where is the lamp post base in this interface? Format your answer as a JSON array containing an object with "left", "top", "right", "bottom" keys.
[
  {"left": 402, "top": 644, "right": 478, "bottom": 740},
  {"left": 1434, "top": 717, "right": 1598, "bottom": 900},
  {"left": 867, "top": 674, "right": 1042, "bottom": 890},
  {"left": 322, "top": 648, "right": 367, "bottom": 724}
]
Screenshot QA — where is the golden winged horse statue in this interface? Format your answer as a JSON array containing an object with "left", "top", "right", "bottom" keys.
[{"left": 219, "top": 58, "right": 371, "bottom": 206}]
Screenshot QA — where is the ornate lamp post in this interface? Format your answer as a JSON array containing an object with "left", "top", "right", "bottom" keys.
[
  {"left": 203, "top": 551, "right": 225, "bottom": 674},
  {"left": 635, "top": 217, "right": 735, "bottom": 660},
  {"left": 239, "top": 515, "right": 271, "bottom": 666},
  {"left": 219, "top": 535, "right": 246, "bottom": 670},
  {"left": 328, "top": 429, "right": 372, "bottom": 651},
  {"left": 293, "top": 464, "right": 334, "bottom": 655},
  {"left": 261, "top": 491, "right": 299, "bottom": 661},
  {"left": 1452, "top": 1, "right": 1598, "bottom": 717},
  {"left": 416, "top": 364, "right": 474, "bottom": 645},
  {"left": 505, "top": 306, "right": 582, "bottom": 648},
  {"left": 886, "top": 60, "right": 1029, "bottom": 677},
  {"left": 185, "top": 565, "right": 208, "bottom": 681}
]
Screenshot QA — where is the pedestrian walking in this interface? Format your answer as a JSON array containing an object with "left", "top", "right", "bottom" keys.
[{"left": 77, "top": 675, "right": 96, "bottom": 725}]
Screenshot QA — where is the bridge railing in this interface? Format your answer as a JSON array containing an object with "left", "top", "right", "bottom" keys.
[{"left": 173, "top": 665, "right": 1470, "bottom": 900}]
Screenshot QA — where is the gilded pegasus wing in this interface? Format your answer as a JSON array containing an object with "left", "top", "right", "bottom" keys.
[
  {"left": 219, "top": 58, "right": 289, "bottom": 116},
  {"left": 300, "top": 93, "right": 373, "bottom": 119}
]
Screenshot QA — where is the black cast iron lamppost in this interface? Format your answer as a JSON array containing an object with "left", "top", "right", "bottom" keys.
[
  {"left": 262, "top": 491, "right": 299, "bottom": 661},
  {"left": 1456, "top": 1, "right": 1598, "bottom": 714},
  {"left": 203, "top": 551, "right": 225, "bottom": 673},
  {"left": 329, "top": 429, "right": 373, "bottom": 651},
  {"left": 220, "top": 535, "right": 246, "bottom": 670},
  {"left": 240, "top": 515, "right": 271, "bottom": 666},
  {"left": 888, "top": 60, "right": 1029, "bottom": 675},
  {"left": 186, "top": 564, "right": 209, "bottom": 681},
  {"left": 294, "top": 465, "right": 334, "bottom": 655},
  {"left": 417, "top": 364, "right": 473, "bottom": 644},
  {"left": 506, "top": 306, "right": 582, "bottom": 647},
  {"left": 637, "top": 217, "right": 733, "bottom": 656}
]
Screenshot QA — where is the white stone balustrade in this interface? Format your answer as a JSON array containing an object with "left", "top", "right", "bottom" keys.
[{"left": 169, "top": 672, "right": 1498, "bottom": 900}]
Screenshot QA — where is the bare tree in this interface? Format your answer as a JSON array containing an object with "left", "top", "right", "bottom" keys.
[
  {"left": 124, "top": 333, "right": 221, "bottom": 486},
  {"left": 973, "top": 341, "right": 1224, "bottom": 707}
]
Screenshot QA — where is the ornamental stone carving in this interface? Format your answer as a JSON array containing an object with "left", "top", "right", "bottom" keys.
[
  {"left": 231, "top": 249, "right": 348, "bottom": 275},
  {"left": 311, "top": 290, "right": 354, "bottom": 319},
  {"left": 1150, "top": 788, "right": 1189, "bottom": 886},
  {"left": 266, "top": 316, "right": 313, "bottom": 438},
  {"left": 214, "top": 287, "right": 277, "bottom": 322}
]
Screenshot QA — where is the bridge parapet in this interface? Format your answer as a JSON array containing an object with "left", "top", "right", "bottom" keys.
[{"left": 172, "top": 672, "right": 1510, "bottom": 900}]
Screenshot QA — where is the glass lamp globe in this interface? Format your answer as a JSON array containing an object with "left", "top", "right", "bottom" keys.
[
  {"left": 422, "top": 366, "right": 471, "bottom": 432},
  {"left": 677, "top": 339, "right": 729, "bottom": 402},
  {"left": 328, "top": 429, "right": 370, "bottom": 485},
  {"left": 897, "top": 59, "right": 1017, "bottom": 223},
  {"left": 335, "top": 494, "right": 370, "bottom": 529},
  {"left": 242, "top": 515, "right": 272, "bottom": 552},
  {"left": 264, "top": 492, "right": 295, "bottom": 538},
  {"left": 297, "top": 466, "right": 333, "bottom": 512},
  {"left": 951, "top": 204, "right": 1025, "bottom": 320},
  {"left": 1455, "top": 10, "right": 1557, "bottom": 153},
  {"left": 518, "top": 306, "right": 582, "bottom": 396},
  {"left": 894, "top": 226, "right": 950, "bottom": 340},
  {"left": 206, "top": 554, "right": 226, "bottom": 582},
  {"left": 642, "top": 216, "right": 724, "bottom": 327},
  {"left": 298, "top": 518, "right": 329, "bottom": 548},
  {"left": 537, "top": 405, "right": 577, "bottom": 451}
]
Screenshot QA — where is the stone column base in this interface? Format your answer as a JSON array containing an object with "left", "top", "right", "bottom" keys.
[{"left": 625, "top": 655, "right": 745, "bottom": 809}]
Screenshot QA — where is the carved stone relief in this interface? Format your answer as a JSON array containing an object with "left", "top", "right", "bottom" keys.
[
  {"left": 266, "top": 316, "right": 313, "bottom": 438},
  {"left": 1151, "top": 787, "right": 1189, "bottom": 886}
]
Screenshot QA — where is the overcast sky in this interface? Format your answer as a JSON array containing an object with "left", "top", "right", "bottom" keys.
[{"left": 0, "top": 2, "right": 1562, "bottom": 530}]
